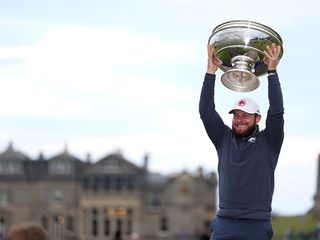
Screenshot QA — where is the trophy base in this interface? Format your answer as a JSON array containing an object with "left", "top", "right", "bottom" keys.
[{"left": 221, "top": 69, "right": 260, "bottom": 92}]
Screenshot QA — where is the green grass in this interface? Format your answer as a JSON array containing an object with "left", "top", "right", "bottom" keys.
[{"left": 272, "top": 213, "right": 320, "bottom": 238}]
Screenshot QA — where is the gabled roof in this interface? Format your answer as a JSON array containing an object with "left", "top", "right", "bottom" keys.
[
  {"left": 47, "top": 147, "right": 81, "bottom": 163},
  {"left": 146, "top": 172, "right": 168, "bottom": 185},
  {"left": 85, "top": 153, "right": 143, "bottom": 175},
  {"left": 0, "top": 142, "right": 29, "bottom": 162}
]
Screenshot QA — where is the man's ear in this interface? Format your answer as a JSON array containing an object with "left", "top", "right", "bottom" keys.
[{"left": 256, "top": 114, "right": 262, "bottom": 123}]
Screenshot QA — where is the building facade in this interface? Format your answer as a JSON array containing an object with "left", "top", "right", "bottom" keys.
[
  {"left": 0, "top": 143, "right": 217, "bottom": 240},
  {"left": 312, "top": 154, "right": 320, "bottom": 216}
]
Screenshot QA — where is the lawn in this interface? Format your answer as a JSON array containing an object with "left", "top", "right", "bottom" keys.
[{"left": 272, "top": 213, "right": 320, "bottom": 239}]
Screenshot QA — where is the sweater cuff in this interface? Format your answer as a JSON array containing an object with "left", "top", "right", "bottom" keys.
[
  {"left": 205, "top": 72, "right": 216, "bottom": 80},
  {"left": 267, "top": 73, "right": 280, "bottom": 84}
]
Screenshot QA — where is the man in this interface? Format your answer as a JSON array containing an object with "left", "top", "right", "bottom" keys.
[
  {"left": 6, "top": 223, "right": 49, "bottom": 240},
  {"left": 199, "top": 42, "right": 284, "bottom": 240}
]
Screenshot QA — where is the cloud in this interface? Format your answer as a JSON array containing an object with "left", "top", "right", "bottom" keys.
[
  {"left": 149, "top": 0, "right": 320, "bottom": 30},
  {"left": 30, "top": 25, "right": 193, "bottom": 76},
  {"left": 278, "top": 136, "right": 320, "bottom": 167},
  {"left": 0, "top": 46, "right": 35, "bottom": 60},
  {"left": 0, "top": 26, "right": 196, "bottom": 116}
]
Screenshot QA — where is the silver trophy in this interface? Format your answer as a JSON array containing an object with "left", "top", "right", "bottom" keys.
[{"left": 209, "top": 20, "right": 283, "bottom": 92}]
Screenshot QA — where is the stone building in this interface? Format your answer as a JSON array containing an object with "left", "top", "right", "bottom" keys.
[
  {"left": 0, "top": 143, "right": 217, "bottom": 240},
  {"left": 312, "top": 154, "right": 320, "bottom": 216}
]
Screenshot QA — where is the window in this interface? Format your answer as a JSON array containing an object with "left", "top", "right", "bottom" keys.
[
  {"left": 8, "top": 162, "right": 22, "bottom": 174},
  {"left": 104, "top": 219, "right": 110, "bottom": 237},
  {"left": 104, "top": 177, "right": 110, "bottom": 191},
  {"left": 82, "top": 178, "right": 89, "bottom": 190},
  {"left": 92, "top": 208, "right": 98, "bottom": 217},
  {"left": 149, "top": 192, "right": 162, "bottom": 207},
  {"left": 160, "top": 216, "right": 168, "bottom": 231},
  {"left": 91, "top": 208, "right": 98, "bottom": 236},
  {"left": 49, "top": 162, "right": 73, "bottom": 175},
  {"left": 0, "top": 162, "right": 22, "bottom": 175},
  {"left": 41, "top": 216, "right": 48, "bottom": 230},
  {"left": 67, "top": 216, "right": 74, "bottom": 232},
  {"left": 0, "top": 164, "right": 4, "bottom": 174},
  {"left": 91, "top": 177, "right": 99, "bottom": 192},
  {"left": 115, "top": 219, "right": 122, "bottom": 240},
  {"left": 0, "top": 216, "right": 6, "bottom": 239},
  {"left": 0, "top": 190, "right": 8, "bottom": 207},
  {"left": 127, "top": 176, "right": 136, "bottom": 191},
  {"left": 115, "top": 177, "right": 122, "bottom": 191},
  {"left": 92, "top": 219, "right": 98, "bottom": 236},
  {"left": 49, "top": 189, "right": 64, "bottom": 205},
  {"left": 127, "top": 208, "right": 133, "bottom": 236}
]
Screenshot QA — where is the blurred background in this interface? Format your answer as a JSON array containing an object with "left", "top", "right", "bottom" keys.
[{"left": 0, "top": 0, "right": 320, "bottom": 239}]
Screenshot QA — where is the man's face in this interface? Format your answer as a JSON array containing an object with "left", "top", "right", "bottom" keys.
[{"left": 232, "top": 110, "right": 261, "bottom": 138}]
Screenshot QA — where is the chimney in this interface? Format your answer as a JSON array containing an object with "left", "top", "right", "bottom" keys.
[
  {"left": 143, "top": 153, "right": 149, "bottom": 172},
  {"left": 316, "top": 154, "right": 320, "bottom": 195}
]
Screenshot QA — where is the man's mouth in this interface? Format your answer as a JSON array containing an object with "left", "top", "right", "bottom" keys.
[{"left": 236, "top": 124, "right": 247, "bottom": 129}]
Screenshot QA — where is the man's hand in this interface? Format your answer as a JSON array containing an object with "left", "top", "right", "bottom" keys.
[
  {"left": 207, "top": 43, "right": 222, "bottom": 74},
  {"left": 263, "top": 43, "right": 281, "bottom": 70}
]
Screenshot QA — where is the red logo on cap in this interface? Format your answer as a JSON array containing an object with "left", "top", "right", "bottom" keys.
[{"left": 238, "top": 99, "right": 246, "bottom": 107}]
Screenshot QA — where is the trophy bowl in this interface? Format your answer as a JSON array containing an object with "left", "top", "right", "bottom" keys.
[{"left": 209, "top": 20, "right": 283, "bottom": 92}]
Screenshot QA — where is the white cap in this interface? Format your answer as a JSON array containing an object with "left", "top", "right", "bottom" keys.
[{"left": 229, "top": 98, "right": 260, "bottom": 115}]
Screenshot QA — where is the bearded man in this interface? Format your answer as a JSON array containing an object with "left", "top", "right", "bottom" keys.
[{"left": 199, "top": 43, "right": 284, "bottom": 240}]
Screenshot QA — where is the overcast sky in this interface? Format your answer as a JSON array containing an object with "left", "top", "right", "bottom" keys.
[{"left": 1, "top": 0, "right": 320, "bottom": 216}]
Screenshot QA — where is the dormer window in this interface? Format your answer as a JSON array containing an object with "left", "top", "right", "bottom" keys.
[
  {"left": 49, "top": 162, "right": 73, "bottom": 175},
  {"left": 0, "top": 162, "right": 23, "bottom": 175}
]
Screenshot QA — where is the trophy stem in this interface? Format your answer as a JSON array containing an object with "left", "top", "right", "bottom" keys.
[
  {"left": 231, "top": 55, "right": 255, "bottom": 72},
  {"left": 221, "top": 55, "right": 259, "bottom": 92}
]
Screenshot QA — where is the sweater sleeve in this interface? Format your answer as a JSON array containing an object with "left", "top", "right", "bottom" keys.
[
  {"left": 265, "top": 73, "right": 284, "bottom": 154},
  {"left": 199, "top": 73, "right": 229, "bottom": 149}
]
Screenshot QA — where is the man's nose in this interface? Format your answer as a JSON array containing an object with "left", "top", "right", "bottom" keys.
[{"left": 235, "top": 117, "right": 245, "bottom": 122}]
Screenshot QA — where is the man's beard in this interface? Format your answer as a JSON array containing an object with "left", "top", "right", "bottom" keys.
[{"left": 232, "top": 124, "right": 257, "bottom": 138}]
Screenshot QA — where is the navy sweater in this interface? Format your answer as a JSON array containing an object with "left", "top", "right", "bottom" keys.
[{"left": 199, "top": 73, "right": 284, "bottom": 219}]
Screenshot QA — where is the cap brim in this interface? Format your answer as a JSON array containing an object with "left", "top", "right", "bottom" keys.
[{"left": 228, "top": 109, "right": 261, "bottom": 115}]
